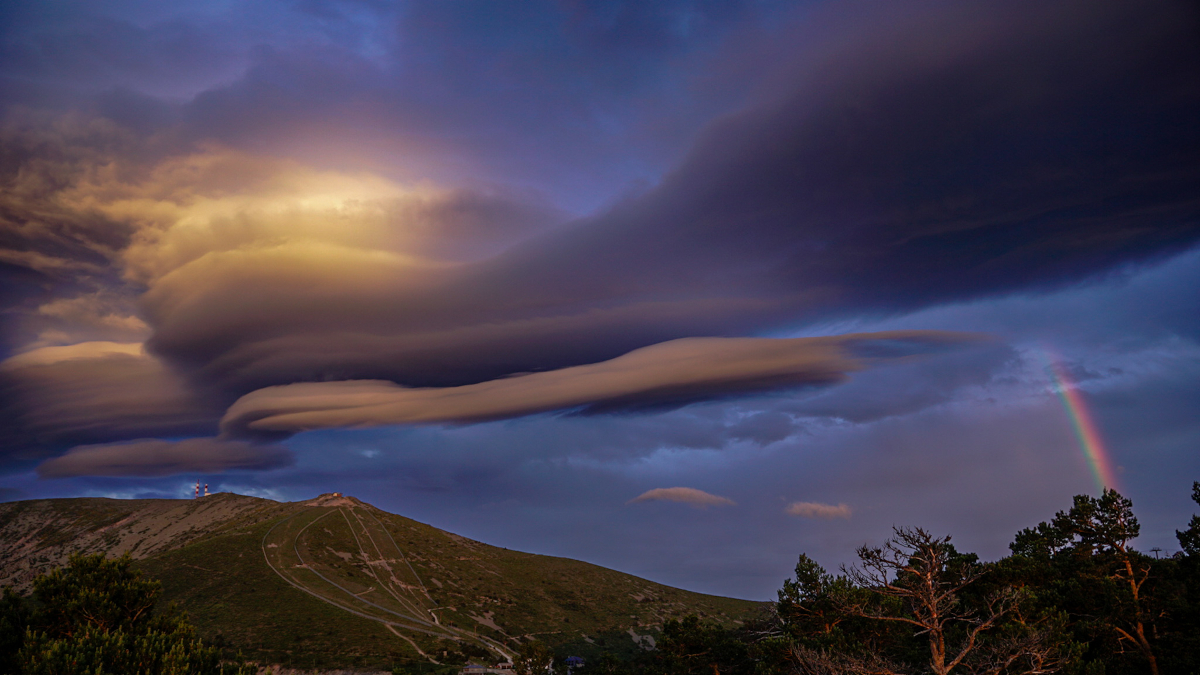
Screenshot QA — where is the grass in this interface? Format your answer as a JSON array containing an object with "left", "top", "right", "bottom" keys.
[
  {"left": 141, "top": 518, "right": 407, "bottom": 670},
  {"left": 3, "top": 493, "right": 767, "bottom": 671}
]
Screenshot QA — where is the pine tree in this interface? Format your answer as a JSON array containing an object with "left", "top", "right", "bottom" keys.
[{"left": 1, "top": 553, "right": 253, "bottom": 675}]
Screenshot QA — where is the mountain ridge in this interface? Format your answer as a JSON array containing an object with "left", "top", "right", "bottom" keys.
[{"left": 0, "top": 492, "right": 765, "bottom": 670}]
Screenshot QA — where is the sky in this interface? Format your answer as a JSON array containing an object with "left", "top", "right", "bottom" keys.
[{"left": 1, "top": 0, "right": 1199, "bottom": 601}]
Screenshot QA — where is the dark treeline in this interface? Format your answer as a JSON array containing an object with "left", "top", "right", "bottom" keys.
[
  {"left": 563, "top": 484, "right": 1200, "bottom": 675},
  {"left": 3, "top": 485, "right": 1198, "bottom": 674}
]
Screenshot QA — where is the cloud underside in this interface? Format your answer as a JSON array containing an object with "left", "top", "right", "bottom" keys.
[
  {"left": 36, "top": 438, "right": 292, "bottom": 478},
  {"left": 0, "top": 342, "right": 222, "bottom": 454},
  {"left": 629, "top": 488, "right": 735, "bottom": 508},
  {"left": 220, "top": 331, "right": 976, "bottom": 437},
  {"left": 785, "top": 502, "right": 852, "bottom": 519}
]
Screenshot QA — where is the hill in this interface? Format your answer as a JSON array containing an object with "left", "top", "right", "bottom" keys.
[{"left": 0, "top": 493, "right": 765, "bottom": 671}]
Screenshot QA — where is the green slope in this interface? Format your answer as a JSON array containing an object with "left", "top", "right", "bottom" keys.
[{"left": 0, "top": 493, "right": 765, "bottom": 670}]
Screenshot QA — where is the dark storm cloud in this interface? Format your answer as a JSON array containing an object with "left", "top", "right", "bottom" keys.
[
  {"left": 476, "top": 0, "right": 1200, "bottom": 318},
  {"left": 135, "top": 0, "right": 1200, "bottom": 397},
  {"left": 37, "top": 437, "right": 292, "bottom": 478},
  {"left": 2, "top": 0, "right": 1198, "bottom": 480}
]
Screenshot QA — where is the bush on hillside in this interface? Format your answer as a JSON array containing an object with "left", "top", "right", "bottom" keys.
[{"left": 0, "top": 553, "right": 252, "bottom": 675}]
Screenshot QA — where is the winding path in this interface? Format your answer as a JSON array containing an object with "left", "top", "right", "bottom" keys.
[{"left": 260, "top": 505, "right": 513, "bottom": 663}]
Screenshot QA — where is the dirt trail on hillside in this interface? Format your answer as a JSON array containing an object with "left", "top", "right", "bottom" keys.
[{"left": 260, "top": 503, "right": 513, "bottom": 664}]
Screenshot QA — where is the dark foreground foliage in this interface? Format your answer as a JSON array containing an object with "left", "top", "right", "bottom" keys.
[
  {"left": 548, "top": 483, "right": 1200, "bottom": 675},
  {"left": 0, "top": 553, "right": 252, "bottom": 675}
]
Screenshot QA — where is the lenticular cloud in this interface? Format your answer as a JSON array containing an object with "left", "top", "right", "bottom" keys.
[
  {"left": 37, "top": 438, "right": 292, "bottom": 478},
  {"left": 629, "top": 488, "right": 736, "bottom": 508},
  {"left": 219, "top": 331, "right": 977, "bottom": 438},
  {"left": 785, "top": 502, "right": 853, "bottom": 519}
]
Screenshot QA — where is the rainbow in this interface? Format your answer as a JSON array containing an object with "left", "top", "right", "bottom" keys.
[{"left": 1042, "top": 349, "right": 1119, "bottom": 493}]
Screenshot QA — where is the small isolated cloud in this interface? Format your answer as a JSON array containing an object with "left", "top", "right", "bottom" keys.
[
  {"left": 628, "top": 487, "right": 735, "bottom": 508},
  {"left": 37, "top": 438, "right": 293, "bottom": 478},
  {"left": 785, "top": 501, "right": 852, "bottom": 519}
]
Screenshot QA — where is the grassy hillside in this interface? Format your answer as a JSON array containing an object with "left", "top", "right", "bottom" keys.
[
  {"left": 0, "top": 493, "right": 765, "bottom": 671},
  {"left": 0, "top": 492, "right": 277, "bottom": 588}
]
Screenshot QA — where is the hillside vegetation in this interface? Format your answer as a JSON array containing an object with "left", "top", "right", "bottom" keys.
[{"left": 0, "top": 493, "right": 763, "bottom": 670}]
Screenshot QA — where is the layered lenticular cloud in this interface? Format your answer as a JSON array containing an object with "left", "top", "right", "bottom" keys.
[
  {"left": 0, "top": 0, "right": 1196, "bottom": 480},
  {"left": 629, "top": 488, "right": 736, "bottom": 508},
  {"left": 218, "top": 331, "right": 977, "bottom": 438},
  {"left": 37, "top": 438, "right": 292, "bottom": 478},
  {"left": 0, "top": 342, "right": 221, "bottom": 457}
]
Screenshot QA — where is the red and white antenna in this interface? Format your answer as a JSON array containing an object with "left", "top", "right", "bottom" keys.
[{"left": 194, "top": 481, "right": 199, "bottom": 498}]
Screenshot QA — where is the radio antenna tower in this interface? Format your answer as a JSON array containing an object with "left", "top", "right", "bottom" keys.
[{"left": 194, "top": 481, "right": 200, "bottom": 498}]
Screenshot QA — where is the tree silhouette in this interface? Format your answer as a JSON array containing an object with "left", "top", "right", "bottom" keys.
[
  {"left": 791, "top": 527, "right": 1063, "bottom": 675},
  {"left": 1043, "top": 490, "right": 1160, "bottom": 675}
]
